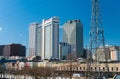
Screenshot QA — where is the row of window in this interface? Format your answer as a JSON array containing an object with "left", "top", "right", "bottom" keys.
[{"left": 56, "top": 66, "right": 119, "bottom": 71}]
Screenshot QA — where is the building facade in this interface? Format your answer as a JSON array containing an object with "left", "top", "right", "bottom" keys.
[
  {"left": 0, "top": 45, "right": 4, "bottom": 56},
  {"left": 42, "top": 17, "right": 59, "bottom": 59},
  {"left": 59, "top": 42, "right": 70, "bottom": 60},
  {"left": 95, "top": 46, "right": 110, "bottom": 61},
  {"left": 63, "top": 20, "right": 83, "bottom": 59},
  {"left": 110, "top": 46, "right": 120, "bottom": 61},
  {"left": 0, "top": 44, "right": 26, "bottom": 57},
  {"left": 29, "top": 16, "right": 59, "bottom": 59},
  {"left": 29, "top": 23, "right": 42, "bottom": 56},
  {"left": 95, "top": 46, "right": 120, "bottom": 62},
  {"left": 36, "top": 24, "right": 42, "bottom": 56}
]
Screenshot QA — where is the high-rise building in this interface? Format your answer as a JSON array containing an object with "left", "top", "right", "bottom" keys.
[
  {"left": 42, "top": 16, "right": 59, "bottom": 59},
  {"left": 36, "top": 24, "right": 42, "bottom": 57},
  {"left": 29, "top": 16, "right": 59, "bottom": 59},
  {"left": 63, "top": 20, "right": 83, "bottom": 58},
  {"left": 29, "top": 23, "right": 42, "bottom": 56}
]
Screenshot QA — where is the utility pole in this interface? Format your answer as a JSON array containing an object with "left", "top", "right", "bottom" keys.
[{"left": 87, "top": 0, "right": 109, "bottom": 78}]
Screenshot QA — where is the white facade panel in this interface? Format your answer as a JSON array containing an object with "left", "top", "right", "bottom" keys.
[
  {"left": 29, "top": 23, "right": 42, "bottom": 57},
  {"left": 42, "top": 16, "right": 59, "bottom": 59}
]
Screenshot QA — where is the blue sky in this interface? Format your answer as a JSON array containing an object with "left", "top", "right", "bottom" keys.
[{"left": 0, "top": 0, "right": 120, "bottom": 51}]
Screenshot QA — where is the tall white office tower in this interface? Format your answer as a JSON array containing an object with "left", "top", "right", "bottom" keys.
[
  {"left": 29, "top": 16, "right": 59, "bottom": 60},
  {"left": 42, "top": 16, "right": 59, "bottom": 59},
  {"left": 28, "top": 23, "right": 42, "bottom": 57}
]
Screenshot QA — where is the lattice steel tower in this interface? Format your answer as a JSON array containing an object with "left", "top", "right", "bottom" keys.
[
  {"left": 88, "top": 0, "right": 109, "bottom": 78},
  {"left": 89, "top": 0, "right": 105, "bottom": 61}
]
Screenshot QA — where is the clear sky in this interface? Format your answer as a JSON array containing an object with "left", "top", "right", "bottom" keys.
[{"left": 0, "top": 0, "right": 120, "bottom": 52}]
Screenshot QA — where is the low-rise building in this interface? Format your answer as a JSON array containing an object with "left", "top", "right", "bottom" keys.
[
  {"left": 0, "top": 43, "right": 26, "bottom": 57},
  {"left": 59, "top": 42, "right": 70, "bottom": 60},
  {"left": 95, "top": 46, "right": 120, "bottom": 62},
  {"left": 110, "top": 46, "right": 120, "bottom": 61}
]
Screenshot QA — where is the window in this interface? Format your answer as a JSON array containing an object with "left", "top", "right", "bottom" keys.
[
  {"left": 80, "top": 67, "right": 81, "bottom": 70},
  {"left": 116, "top": 67, "right": 118, "bottom": 71},
  {"left": 99, "top": 67, "right": 101, "bottom": 70},
  {"left": 103, "top": 67, "right": 105, "bottom": 70},
  {"left": 95, "top": 67, "right": 96, "bottom": 70},
  {"left": 76, "top": 67, "right": 78, "bottom": 70},
  {"left": 111, "top": 67, "right": 113, "bottom": 71},
  {"left": 83, "top": 67, "right": 85, "bottom": 70}
]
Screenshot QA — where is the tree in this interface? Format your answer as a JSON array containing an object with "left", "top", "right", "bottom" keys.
[{"left": 14, "top": 66, "right": 56, "bottom": 79}]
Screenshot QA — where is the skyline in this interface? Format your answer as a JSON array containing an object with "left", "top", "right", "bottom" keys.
[{"left": 0, "top": 0, "right": 120, "bottom": 52}]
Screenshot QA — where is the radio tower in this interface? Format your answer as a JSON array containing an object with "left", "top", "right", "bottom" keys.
[
  {"left": 87, "top": 0, "right": 109, "bottom": 78},
  {"left": 89, "top": 0, "right": 105, "bottom": 58}
]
